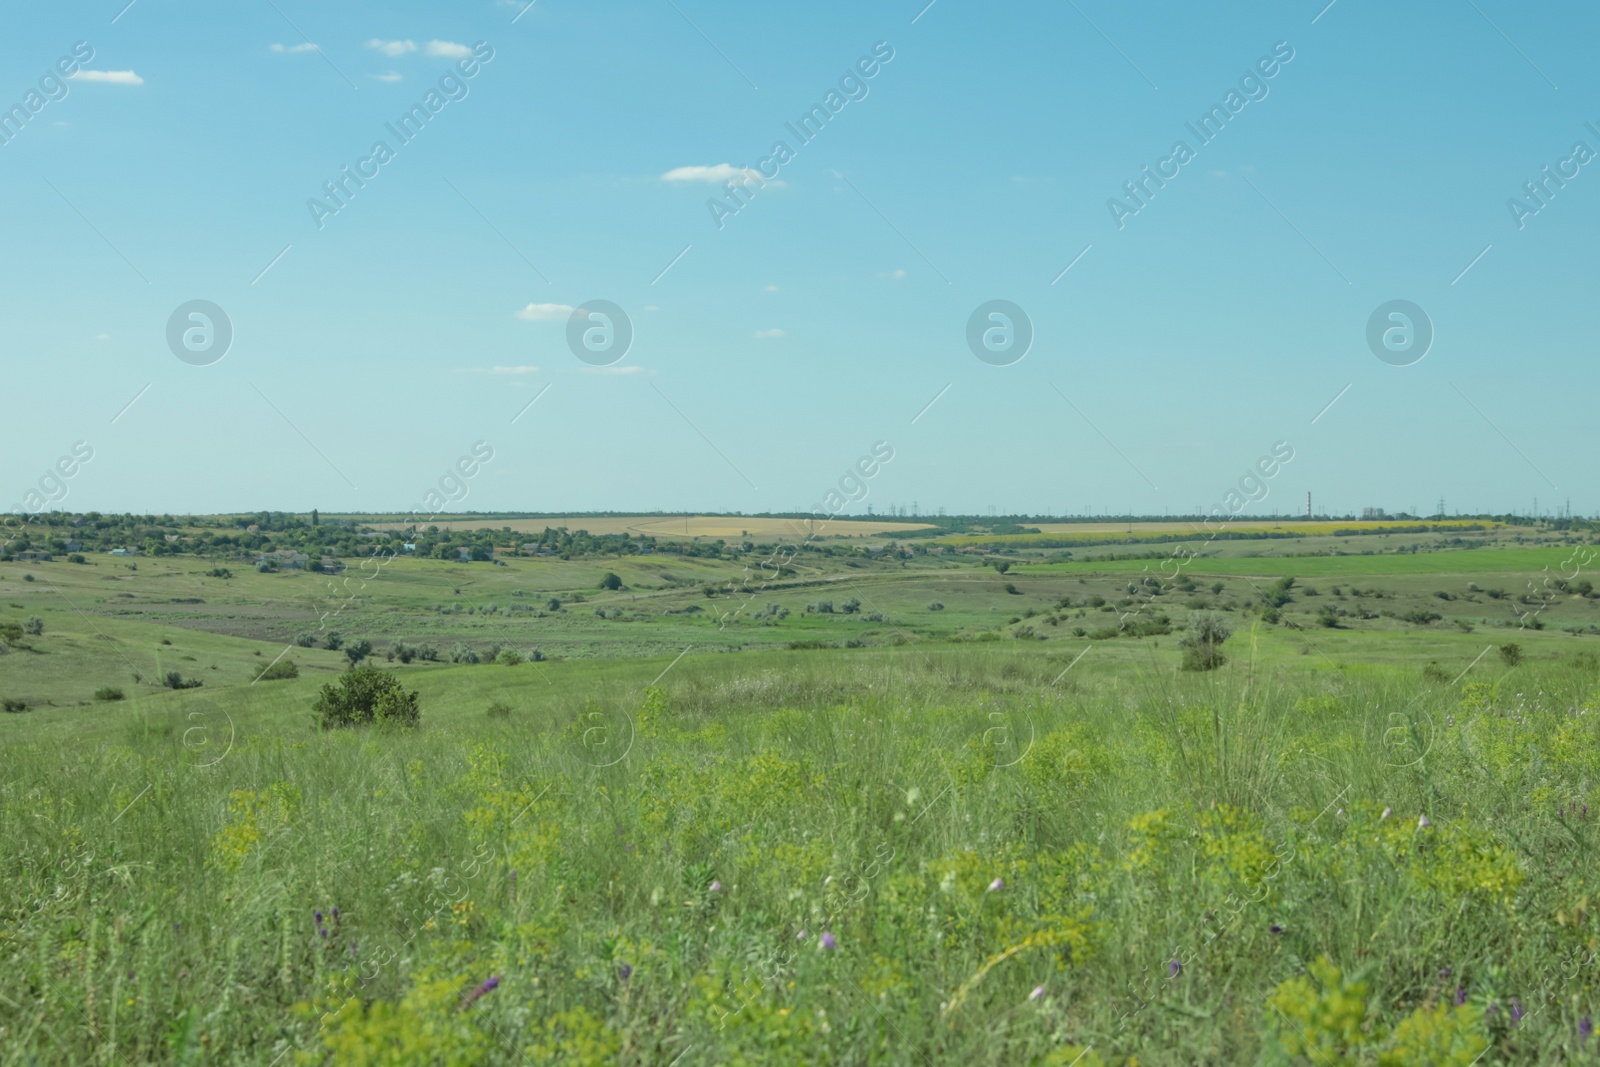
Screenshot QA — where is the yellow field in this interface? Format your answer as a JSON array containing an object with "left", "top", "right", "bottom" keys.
[{"left": 938, "top": 519, "right": 1502, "bottom": 546}]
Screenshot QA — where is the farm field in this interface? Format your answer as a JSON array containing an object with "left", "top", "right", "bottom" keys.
[{"left": 1, "top": 518, "right": 1598, "bottom": 1063}]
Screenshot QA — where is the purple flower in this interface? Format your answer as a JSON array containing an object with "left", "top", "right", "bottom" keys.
[
  {"left": 1440, "top": 967, "right": 1451, "bottom": 979},
  {"left": 1510, "top": 998, "right": 1523, "bottom": 1026},
  {"left": 1454, "top": 985, "right": 1466, "bottom": 1006},
  {"left": 619, "top": 962, "right": 632, "bottom": 982},
  {"left": 710, "top": 880, "right": 722, "bottom": 893},
  {"left": 314, "top": 911, "right": 324, "bottom": 925},
  {"left": 1029, "top": 986, "right": 1045, "bottom": 1001},
  {"left": 1169, "top": 959, "right": 1182, "bottom": 978},
  {"left": 820, "top": 931, "right": 837, "bottom": 951},
  {"left": 1581, "top": 1016, "right": 1594, "bottom": 1045},
  {"left": 479, "top": 976, "right": 500, "bottom": 995},
  {"left": 1269, "top": 924, "right": 1284, "bottom": 935},
  {"left": 988, "top": 878, "right": 1004, "bottom": 893},
  {"left": 1418, "top": 815, "right": 1432, "bottom": 829},
  {"left": 1381, "top": 807, "right": 1392, "bottom": 820}
]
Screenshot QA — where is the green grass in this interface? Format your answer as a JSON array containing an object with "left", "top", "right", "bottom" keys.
[
  {"left": 2, "top": 528, "right": 1599, "bottom": 1062},
  {"left": 2, "top": 634, "right": 1598, "bottom": 1063}
]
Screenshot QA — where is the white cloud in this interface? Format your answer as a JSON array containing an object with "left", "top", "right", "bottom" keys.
[
  {"left": 764, "top": 285, "right": 779, "bottom": 292},
  {"left": 367, "top": 71, "right": 402, "bottom": 82},
  {"left": 70, "top": 70, "right": 143, "bottom": 85},
  {"left": 753, "top": 328, "right": 784, "bottom": 339},
  {"left": 458, "top": 365, "right": 540, "bottom": 375},
  {"left": 890, "top": 269, "right": 906, "bottom": 280},
  {"left": 581, "top": 365, "right": 650, "bottom": 376},
  {"left": 643, "top": 305, "right": 660, "bottom": 312},
  {"left": 366, "top": 38, "right": 418, "bottom": 57},
  {"left": 662, "top": 163, "right": 769, "bottom": 185},
  {"left": 93, "top": 333, "right": 110, "bottom": 341},
  {"left": 270, "top": 42, "right": 319, "bottom": 54},
  {"left": 425, "top": 40, "right": 473, "bottom": 59},
  {"left": 515, "top": 302, "right": 575, "bottom": 321}
]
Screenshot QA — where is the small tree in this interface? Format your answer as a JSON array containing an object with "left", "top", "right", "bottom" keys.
[
  {"left": 927, "top": 601, "right": 945, "bottom": 611},
  {"left": 599, "top": 572, "right": 623, "bottom": 591},
  {"left": 313, "top": 666, "right": 421, "bottom": 729},
  {"left": 1498, "top": 643, "right": 1523, "bottom": 667},
  {"left": 993, "top": 560, "right": 1012, "bottom": 575},
  {"left": 22, "top": 616, "right": 43, "bottom": 636},
  {"left": 1179, "top": 612, "right": 1231, "bottom": 671},
  {"left": 324, "top": 632, "right": 345, "bottom": 651},
  {"left": 294, "top": 632, "right": 317, "bottom": 648},
  {"left": 343, "top": 639, "right": 373, "bottom": 667}
]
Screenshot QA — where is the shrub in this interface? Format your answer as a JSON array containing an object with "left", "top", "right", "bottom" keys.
[
  {"left": 163, "top": 671, "right": 202, "bottom": 690},
  {"left": 598, "top": 572, "right": 622, "bottom": 590},
  {"left": 450, "top": 643, "right": 480, "bottom": 665},
  {"left": 927, "top": 601, "right": 945, "bottom": 611},
  {"left": 0, "top": 623, "right": 24, "bottom": 646},
  {"left": 207, "top": 567, "right": 232, "bottom": 578},
  {"left": 2, "top": 698, "right": 25, "bottom": 713},
  {"left": 1400, "top": 610, "right": 1442, "bottom": 626},
  {"left": 414, "top": 643, "right": 440, "bottom": 662},
  {"left": 23, "top": 574, "right": 33, "bottom": 582},
  {"left": 486, "top": 701, "right": 512, "bottom": 719},
  {"left": 992, "top": 561, "right": 1011, "bottom": 574},
  {"left": 497, "top": 650, "right": 523, "bottom": 666},
  {"left": 256, "top": 659, "right": 299, "bottom": 681},
  {"left": 1178, "top": 611, "right": 1231, "bottom": 671},
  {"left": 313, "top": 666, "right": 421, "bottom": 729},
  {"left": 841, "top": 598, "right": 861, "bottom": 614},
  {"left": 546, "top": 597, "right": 562, "bottom": 611},
  {"left": 323, "top": 632, "right": 344, "bottom": 651},
  {"left": 813, "top": 600, "right": 834, "bottom": 614},
  {"left": 93, "top": 686, "right": 125, "bottom": 701},
  {"left": 1498, "top": 642, "right": 1523, "bottom": 667},
  {"left": 22, "top": 616, "right": 42, "bottom": 636},
  {"left": 1004, "top": 583, "right": 1020, "bottom": 595},
  {"left": 343, "top": 639, "right": 373, "bottom": 667},
  {"left": 68, "top": 553, "right": 86, "bottom": 564},
  {"left": 526, "top": 647, "right": 546, "bottom": 662},
  {"left": 294, "top": 632, "right": 317, "bottom": 648}
]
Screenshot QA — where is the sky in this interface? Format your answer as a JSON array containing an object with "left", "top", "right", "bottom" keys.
[{"left": 2, "top": 0, "right": 1597, "bottom": 521}]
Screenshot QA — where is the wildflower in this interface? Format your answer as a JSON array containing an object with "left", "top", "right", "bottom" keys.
[
  {"left": 1487, "top": 1003, "right": 1498, "bottom": 1018},
  {"left": 619, "top": 962, "right": 632, "bottom": 982},
  {"left": 1581, "top": 1016, "right": 1594, "bottom": 1045},
  {"left": 1381, "top": 807, "right": 1392, "bottom": 820},
  {"left": 1440, "top": 967, "right": 1451, "bottom": 979},
  {"left": 331, "top": 907, "right": 340, "bottom": 921},
  {"left": 988, "top": 878, "right": 1004, "bottom": 892},
  {"left": 1510, "top": 998, "right": 1523, "bottom": 1025},
  {"left": 461, "top": 975, "right": 501, "bottom": 1011},
  {"left": 820, "top": 931, "right": 837, "bottom": 951},
  {"left": 1418, "top": 815, "right": 1432, "bottom": 829},
  {"left": 1455, "top": 985, "right": 1466, "bottom": 1006},
  {"left": 1029, "top": 986, "right": 1045, "bottom": 1000},
  {"left": 1269, "top": 924, "right": 1284, "bottom": 935},
  {"left": 797, "top": 930, "right": 808, "bottom": 942},
  {"left": 1169, "top": 960, "right": 1182, "bottom": 978},
  {"left": 349, "top": 941, "right": 358, "bottom": 958},
  {"left": 710, "top": 880, "right": 722, "bottom": 893}
]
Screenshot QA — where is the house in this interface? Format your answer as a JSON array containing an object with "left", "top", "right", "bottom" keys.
[
  {"left": 110, "top": 547, "right": 140, "bottom": 556},
  {"left": 402, "top": 543, "right": 416, "bottom": 553},
  {"left": 458, "top": 549, "right": 473, "bottom": 562},
  {"left": 246, "top": 524, "right": 260, "bottom": 532},
  {"left": 256, "top": 549, "right": 310, "bottom": 569}
]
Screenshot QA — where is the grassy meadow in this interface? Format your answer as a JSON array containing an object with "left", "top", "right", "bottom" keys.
[{"left": 2, "top": 518, "right": 1598, "bottom": 1064}]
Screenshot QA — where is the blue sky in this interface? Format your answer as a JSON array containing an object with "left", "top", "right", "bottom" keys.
[{"left": 3, "top": 0, "right": 1596, "bottom": 520}]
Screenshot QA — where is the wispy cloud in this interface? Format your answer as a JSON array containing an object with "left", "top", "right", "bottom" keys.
[
  {"left": 70, "top": 70, "right": 143, "bottom": 85},
  {"left": 458, "top": 365, "right": 540, "bottom": 375},
  {"left": 425, "top": 40, "right": 473, "bottom": 59},
  {"left": 662, "top": 163, "right": 776, "bottom": 186},
  {"left": 366, "top": 38, "right": 417, "bottom": 57},
  {"left": 270, "top": 42, "right": 319, "bottom": 54},
  {"left": 367, "top": 71, "right": 402, "bottom": 83},
  {"left": 753, "top": 328, "right": 784, "bottom": 339},
  {"left": 515, "top": 302, "right": 575, "bottom": 321},
  {"left": 581, "top": 365, "right": 650, "bottom": 376}
]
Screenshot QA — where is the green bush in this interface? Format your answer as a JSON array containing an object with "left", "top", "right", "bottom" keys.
[
  {"left": 1179, "top": 612, "right": 1231, "bottom": 671},
  {"left": 255, "top": 659, "right": 299, "bottom": 681},
  {"left": 1499, "top": 642, "right": 1523, "bottom": 667},
  {"left": 496, "top": 650, "right": 523, "bottom": 666},
  {"left": 22, "top": 616, "right": 42, "bottom": 637},
  {"left": 312, "top": 666, "right": 421, "bottom": 729},
  {"left": 598, "top": 572, "right": 622, "bottom": 590},
  {"left": 486, "top": 701, "right": 512, "bottom": 719},
  {"left": 2, "top": 698, "right": 25, "bottom": 713},
  {"left": 93, "top": 686, "right": 125, "bottom": 701},
  {"left": 163, "top": 671, "right": 202, "bottom": 690},
  {"left": 294, "top": 632, "right": 317, "bottom": 648}
]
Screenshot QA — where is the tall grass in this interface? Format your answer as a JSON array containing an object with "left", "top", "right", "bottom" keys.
[{"left": 0, "top": 645, "right": 1594, "bottom": 1063}]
